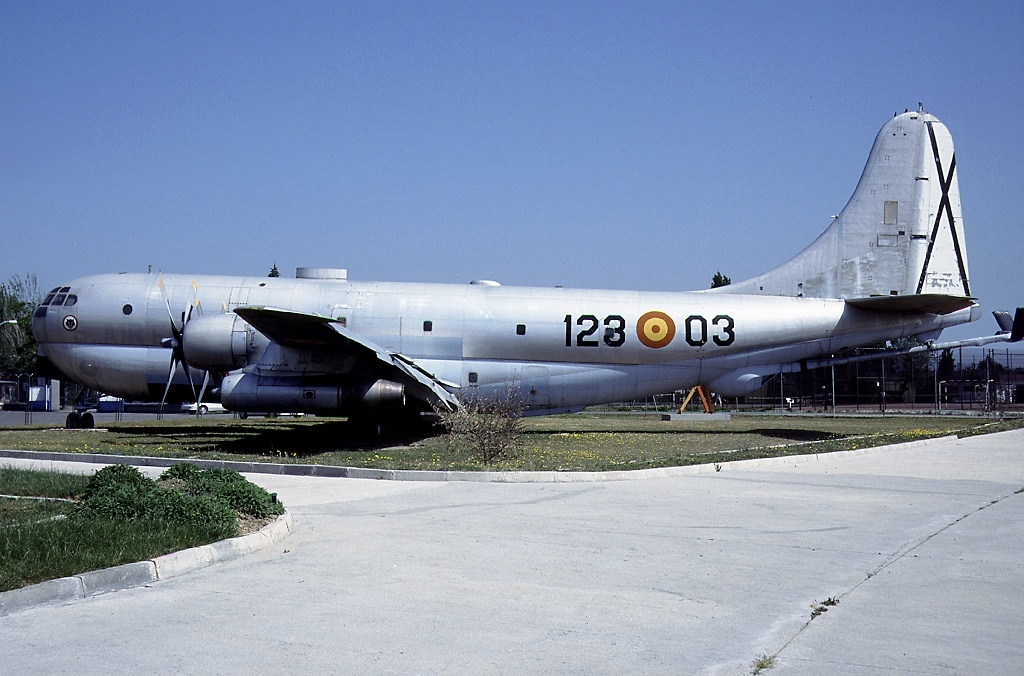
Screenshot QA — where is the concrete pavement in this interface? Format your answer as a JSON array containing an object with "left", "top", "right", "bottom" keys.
[{"left": 1, "top": 430, "right": 1022, "bottom": 675}]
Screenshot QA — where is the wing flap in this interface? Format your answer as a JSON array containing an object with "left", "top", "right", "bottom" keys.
[{"left": 233, "top": 306, "right": 460, "bottom": 411}]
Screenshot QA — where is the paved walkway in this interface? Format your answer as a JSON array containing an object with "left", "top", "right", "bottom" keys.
[{"left": 1, "top": 430, "right": 1022, "bottom": 675}]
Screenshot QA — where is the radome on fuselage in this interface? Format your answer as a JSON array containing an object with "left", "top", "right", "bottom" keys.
[{"left": 31, "top": 109, "right": 1020, "bottom": 423}]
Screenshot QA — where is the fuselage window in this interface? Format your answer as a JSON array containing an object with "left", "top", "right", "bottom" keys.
[
  {"left": 516, "top": 324, "right": 526, "bottom": 335},
  {"left": 423, "top": 320, "right": 432, "bottom": 332},
  {"left": 468, "top": 371, "right": 478, "bottom": 384},
  {"left": 122, "top": 304, "right": 133, "bottom": 316}
]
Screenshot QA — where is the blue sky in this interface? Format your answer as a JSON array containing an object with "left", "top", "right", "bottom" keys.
[{"left": 2, "top": 1, "right": 1021, "bottom": 338}]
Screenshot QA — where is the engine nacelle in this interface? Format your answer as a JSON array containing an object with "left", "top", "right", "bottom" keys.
[
  {"left": 707, "top": 368, "right": 773, "bottom": 397},
  {"left": 182, "top": 313, "right": 265, "bottom": 372},
  {"left": 220, "top": 374, "right": 406, "bottom": 413}
]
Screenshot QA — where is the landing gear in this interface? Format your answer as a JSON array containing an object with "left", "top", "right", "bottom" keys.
[
  {"left": 65, "top": 411, "right": 95, "bottom": 429},
  {"left": 347, "top": 408, "right": 439, "bottom": 440}
]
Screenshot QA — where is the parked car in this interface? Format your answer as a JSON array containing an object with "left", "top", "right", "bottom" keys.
[{"left": 181, "top": 402, "right": 227, "bottom": 416}]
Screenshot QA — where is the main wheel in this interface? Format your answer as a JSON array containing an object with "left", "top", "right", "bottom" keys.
[
  {"left": 65, "top": 412, "right": 80, "bottom": 429},
  {"left": 80, "top": 412, "right": 95, "bottom": 429}
]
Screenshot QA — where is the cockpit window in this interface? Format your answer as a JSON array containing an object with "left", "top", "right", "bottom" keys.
[{"left": 41, "top": 287, "right": 75, "bottom": 307}]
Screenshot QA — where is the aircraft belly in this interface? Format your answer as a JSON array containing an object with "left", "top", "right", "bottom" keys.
[
  {"left": 458, "top": 359, "right": 705, "bottom": 412},
  {"left": 39, "top": 344, "right": 161, "bottom": 399}
]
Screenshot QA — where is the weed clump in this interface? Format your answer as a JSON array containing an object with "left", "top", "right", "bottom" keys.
[{"left": 810, "top": 596, "right": 841, "bottom": 619}]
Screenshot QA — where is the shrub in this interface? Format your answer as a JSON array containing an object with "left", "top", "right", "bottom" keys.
[
  {"left": 158, "top": 463, "right": 283, "bottom": 519},
  {"left": 213, "top": 481, "right": 283, "bottom": 519},
  {"left": 434, "top": 386, "right": 525, "bottom": 464},
  {"left": 160, "top": 462, "right": 203, "bottom": 483},
  {"left": 72, "top": 462, "right": 282, "bottom": 532},
  {"left": 80, "top": 464, "right": 153, "bottom": 501},
  {"left": 74, "top": 483, "right": 153, "bottom": 521},
  {"left": 146, "top": 488, "right": 237, "bottom": 535}
]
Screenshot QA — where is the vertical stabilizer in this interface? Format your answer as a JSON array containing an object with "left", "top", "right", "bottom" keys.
[{"left": 717, "top": 110, "right": 970, "bottom": 299}]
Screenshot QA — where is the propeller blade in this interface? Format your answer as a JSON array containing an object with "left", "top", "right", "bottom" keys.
[
  {"left": 159, "top": 278, "right": 208, "bottom": 412},
  {"left": 180, "top": 359, "right": 200, "bottom": 405},
  {"left": 159, "top": 352, "right": 177, "bottom": 414},
  {"left": 196, "top": 371, "right": 211, "bottom": 410},
  {"left": 158, "top": 278, "right": 182, "bottom": 337}
]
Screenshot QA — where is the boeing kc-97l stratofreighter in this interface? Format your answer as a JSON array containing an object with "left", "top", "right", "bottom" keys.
[{"left": 32, "top": 109, "right": 1023, "bottom": 428}]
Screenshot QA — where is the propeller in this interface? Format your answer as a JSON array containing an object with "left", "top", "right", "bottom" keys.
[{"left": 157, "top": 279, "right": 210, "bottom": 415}]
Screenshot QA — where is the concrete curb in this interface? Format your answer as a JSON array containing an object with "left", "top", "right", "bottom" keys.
[
  {"left": 0, "top": 511, "right": 294, "bottom": 617},
  {"left": 1, "top": 434, "right": 960, "bottom": 483}
]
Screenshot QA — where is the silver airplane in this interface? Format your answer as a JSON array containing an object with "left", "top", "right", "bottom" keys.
[{"left": 32, "top": 109, "right": 1023, "bottom": 428}]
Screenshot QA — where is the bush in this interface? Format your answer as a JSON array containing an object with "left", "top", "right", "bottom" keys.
[
  {"left": 159, "top": 462, "right": 203, "bottom": 483},
  {"left": 213, "top": 481, "right": 283, "bottom": 518},
  {"left": 435, "top": 387, "right": 525, "bottom": 464},
  {"left": 80, "top": 464, "right": 153, "bottom": 501},
  {"left": 72, "top": 462, "right": 282, "bottom": 531},
  {"left": 158, "top": 463, "right": 284, "bottom": 519}
]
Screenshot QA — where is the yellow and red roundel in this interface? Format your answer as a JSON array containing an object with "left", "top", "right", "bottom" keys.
[{"left": 636, "top": 311, "right": 675, "bottom": 349}]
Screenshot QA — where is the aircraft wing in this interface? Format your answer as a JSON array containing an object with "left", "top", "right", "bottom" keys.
[{"left": 233, "top": 306, "right": 460, "bottom": 411}]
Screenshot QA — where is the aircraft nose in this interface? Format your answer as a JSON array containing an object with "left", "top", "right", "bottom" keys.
[{"left": 32, "top": 283, "right": 81, "bottom": 343}]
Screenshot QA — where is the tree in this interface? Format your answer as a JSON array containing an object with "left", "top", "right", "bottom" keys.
[
  {"left": 433, "top": 385, "right": 525, "bottom": 464},
  {"left": 0, "top": 274, "right": 41, "bottom": 376},
  {"left": 711, "top": 271, "right": 731, "bottom": 288},
  {"left": 268, "top": 264, "right": 281, "bottom": 278}
]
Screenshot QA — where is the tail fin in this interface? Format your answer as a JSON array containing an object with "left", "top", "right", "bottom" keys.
[{"left": 717, "top": 109, "right": 970, "bottom": 300}]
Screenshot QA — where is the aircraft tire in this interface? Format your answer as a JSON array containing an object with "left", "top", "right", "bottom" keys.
[
  {"left": 65, "top": 412, "right": 80, "bottom": 429},
  {"left": 238, "top": 412, "right": 248, "bottom": 419},
  {"left": 80, "top": 412, "right": 95, "bottom": 429}
]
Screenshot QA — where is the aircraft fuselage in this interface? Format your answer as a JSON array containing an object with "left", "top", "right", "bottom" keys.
[{"left": 33, "top": 272, "right": 974, "bottom": 413}]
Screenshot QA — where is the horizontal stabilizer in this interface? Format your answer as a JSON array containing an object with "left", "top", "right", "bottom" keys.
[
  {"left": 845, "top": 294, "right": 976, "bottom": 315},
  {"left": 993, "top": 310, "right": 1014, "bottom": 333},
  {"left": 1012, "top": 307, "right": 1024, "bottom": 343}
]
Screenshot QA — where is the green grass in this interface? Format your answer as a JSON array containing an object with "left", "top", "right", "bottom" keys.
[
  {"left": 2, "top": 413, "right": 1022, "bottom": 472},
  {"left": 0, "top": 464, "right": 283, "bottom": 593},
  {"left": 0, "top": 465, "right": 90, "bottom": 498},
  {"left": 0, "top": 496, "right": 73, "bottom": 526},
  {"left": 0, "top": 515, "right": 233, "bottom": 591}
]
